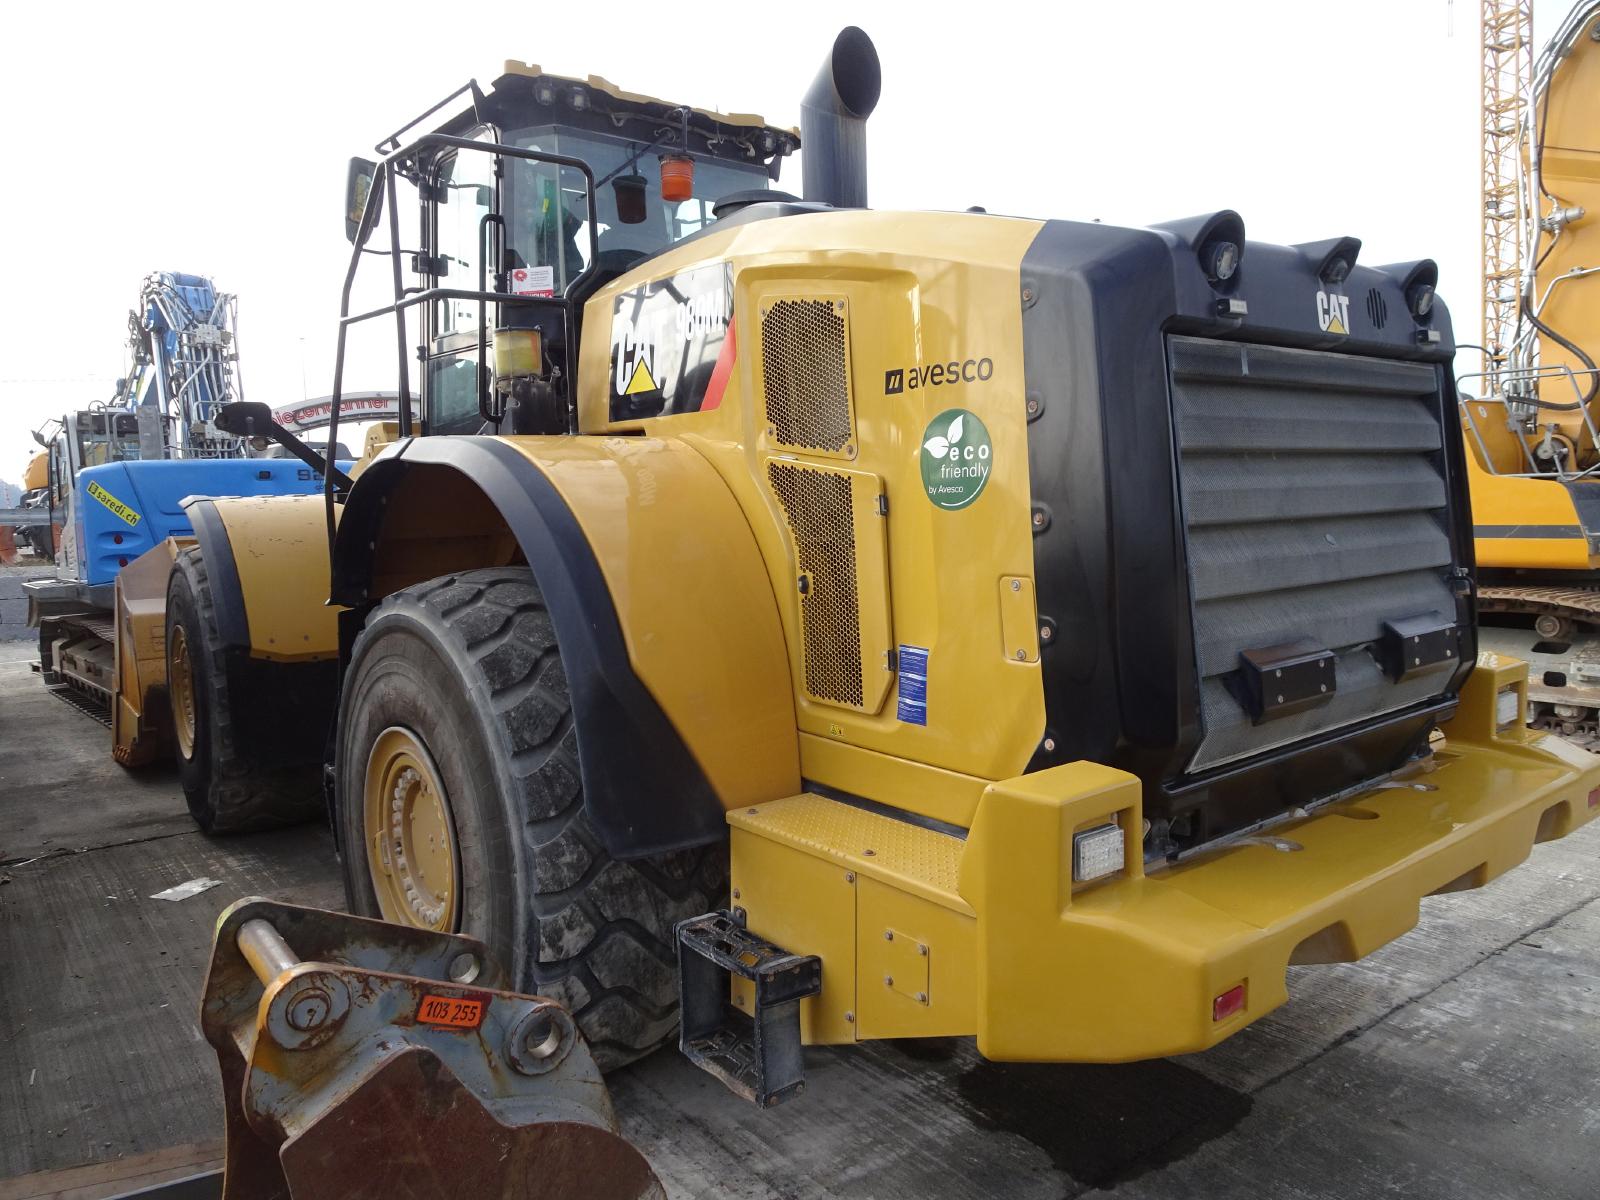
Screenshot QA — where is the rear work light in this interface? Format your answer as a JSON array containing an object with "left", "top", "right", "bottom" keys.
[
  {"left": 1213, "top": 983, "right": 1247, "bottom": 1023},
  {"left": 1495, "top": 687, "right": 1521, "bottom": 730},
  {"left": 1072, "top": 823, "right": 1124, "bottom": 883}
]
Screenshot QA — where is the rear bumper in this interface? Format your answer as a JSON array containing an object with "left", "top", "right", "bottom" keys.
[
  {"left": 729, "top": 654, "right": 1600, "bottom": 1063},
  {"left": 961, "top": 653, "right": 1600, "bottom": 1061}
]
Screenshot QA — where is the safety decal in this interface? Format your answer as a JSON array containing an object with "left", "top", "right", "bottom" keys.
[
  {"left": 416, "top": 994, "right": 486, "bottom": 1029},
  {"left": 86, "top": 480, "right": 141, "bottom": 527},
  {"left": 920, "top": 408, "right": 993, "bottom": 510},
  {"left": 511, "top": 265, "right": 555, "bottom": 298},
  {"left": 608, "top": 261, "right": 733, "bottom": 421},
  {"left": 897, "top": 644, "right": 929, "bottom": 726}
]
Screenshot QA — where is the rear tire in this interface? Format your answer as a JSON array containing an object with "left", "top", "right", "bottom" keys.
[
  {"left": 166, "top": 547, "right": 323, "bottom": 833},
  {"left": 336, "top": 567, "right": 726, "bottom": 1071}
]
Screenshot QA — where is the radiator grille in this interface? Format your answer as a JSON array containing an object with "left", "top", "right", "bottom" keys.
[
  {"left": 1168, "top": 337, "right": 1456, "bottom": 773},
  {"left": 768, "top": 460, "right": 864, "bottom": 707},
  {"left": 761, "top": 299, "right": 854, "bottom": 453}
]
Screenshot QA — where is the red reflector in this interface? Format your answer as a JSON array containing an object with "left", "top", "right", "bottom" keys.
[
  {"left": 1588, "top": 788, "right": 1600, "bottom": 810},
  {"left": 1212, "top": 983, "right": 1246, "bottom": 1022}
]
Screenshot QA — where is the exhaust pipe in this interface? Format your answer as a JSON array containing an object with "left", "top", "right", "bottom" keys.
[{"left": 801, "top": 27, "right": 881, "bottom": 209}]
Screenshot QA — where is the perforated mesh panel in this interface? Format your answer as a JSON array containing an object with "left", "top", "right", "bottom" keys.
[
  {"left": 768, "top": 461, "right": 864, "bottom": 707},
  {"left": 761, "top": 299, "right": 853, "bottom": 452}
]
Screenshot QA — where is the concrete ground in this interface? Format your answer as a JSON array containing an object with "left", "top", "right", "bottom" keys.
[{"left": 1, "top": 636, "right": 1597, "bottom": 1199}]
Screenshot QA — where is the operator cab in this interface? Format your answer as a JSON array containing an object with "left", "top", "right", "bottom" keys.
[
  {"left": 344, "top": 65, "right": 798, "bottom": 439},
  {"left": 39, "top": 409, "right": 142, "bottom": 510}
]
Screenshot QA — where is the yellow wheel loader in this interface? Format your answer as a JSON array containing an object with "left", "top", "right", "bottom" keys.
[
  {"left": 112, "top": 28, "right": 1600, "bottom": 1097},
  {"left": 1464, "top": 2, "right": 1600, "bottom": 743}
]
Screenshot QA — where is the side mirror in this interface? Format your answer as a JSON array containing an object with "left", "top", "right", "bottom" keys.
[
  {"left": 214, "top": 401, "right": 277, "bottom": 437},
  {"left": 346, "top": 157, "right": 383, "bottom": 244},
  {"left": 214, "top": 402, "right": 355, "bottom": 492},
  {"left": 31, "top": 429, "right": 48, "bottom": 448}
]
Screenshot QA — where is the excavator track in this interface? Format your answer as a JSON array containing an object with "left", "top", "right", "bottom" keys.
[
  {"left": 1477, "top": 589, "right": 1600, "bottom": 751},
  {"left": 34, "top": 614, "right": 117, "bottom": 727},
  {"left": 1476, "top": 585, "right": 1600, "bottom": 629}
]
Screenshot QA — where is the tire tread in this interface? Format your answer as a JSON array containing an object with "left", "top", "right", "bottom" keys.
[
  {"left": 170, "top": 547, "right": 321, "bottom": 833},
  {"left": 365, "top": 567, "right": 723, "bottom": 1067}
]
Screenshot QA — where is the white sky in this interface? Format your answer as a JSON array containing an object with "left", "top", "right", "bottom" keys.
[{"left": 0, "top": 0, "right": 1576, "bottom": 484}]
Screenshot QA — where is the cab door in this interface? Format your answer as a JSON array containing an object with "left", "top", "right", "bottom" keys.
[{"left": 421, "top": 135, "right": 499, "bottom": 436}]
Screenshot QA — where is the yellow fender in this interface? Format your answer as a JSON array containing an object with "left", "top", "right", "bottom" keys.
[{"left": 331, "top": 434, "right": 800, "bottom": 859}]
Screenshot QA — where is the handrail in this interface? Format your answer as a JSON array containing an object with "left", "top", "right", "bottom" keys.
[
  {"left": 1458, "top": 364, "right": 1600, "bottom": 480},
  {"left": 322, "top": 133, "right": 602, "bottom": 565}
]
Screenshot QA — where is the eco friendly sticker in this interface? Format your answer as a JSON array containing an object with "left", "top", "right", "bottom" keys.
[{"left": 920, "top": 408, "right": 992, "bottom": 510}]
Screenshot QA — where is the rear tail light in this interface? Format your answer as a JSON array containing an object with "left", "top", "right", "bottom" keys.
[
  {"left": 1071, "top": 823, "right": 1125, "bottom": 883},
  {"left": 1495, "top": 686, "right": 1521, "bottom": 730},
  {"left": 1588, "top": 788, "right": 1600, "bottom": 810},
  {"left": 1213, "top": 983, "right": 1247, "bottom": 1022}
]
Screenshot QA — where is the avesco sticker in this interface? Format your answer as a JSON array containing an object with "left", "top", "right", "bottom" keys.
[{"left": 920, "top": 408, "right": 992, "bottom": 510}]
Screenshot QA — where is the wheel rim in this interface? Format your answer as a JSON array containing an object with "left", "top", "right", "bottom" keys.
[
  {"left": 169, "top": 624, "right": 197, "bottom": 759},
  {"left": 363, "top": 726, "right": 460, "bottom": 932}
]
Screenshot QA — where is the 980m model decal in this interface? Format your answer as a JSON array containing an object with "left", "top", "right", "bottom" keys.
[{"left": 609, "top": 262, "right": 733, "bottom": 420}]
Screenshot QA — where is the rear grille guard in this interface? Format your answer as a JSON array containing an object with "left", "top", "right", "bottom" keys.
[{"left": 1167, "top": 336, "right": 1470, "bottom": 775}]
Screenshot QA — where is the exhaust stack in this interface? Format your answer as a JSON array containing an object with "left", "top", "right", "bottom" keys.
[{"left": 801, "top": 27, "right": 881, "bottom": 209}]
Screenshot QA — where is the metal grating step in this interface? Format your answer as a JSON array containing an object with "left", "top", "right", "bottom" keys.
[{"left": 45, "top": 682, "right": 113, "bottom": 728}]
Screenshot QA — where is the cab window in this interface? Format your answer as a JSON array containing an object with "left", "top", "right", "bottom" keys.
[{"left": 431, "top": 149, "right": 495, "bottom": 336}]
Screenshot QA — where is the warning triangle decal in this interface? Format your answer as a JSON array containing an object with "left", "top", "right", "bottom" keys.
[
  {"left": 1326, "top": 314, "right": 1347, "bottom": 335},
  {"left": 624, "top": 359, "right": 658, "bottom": 395}
]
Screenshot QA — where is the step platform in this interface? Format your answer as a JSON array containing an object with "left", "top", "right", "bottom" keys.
[{"left": 675, "top": 912, "right": 821, "bottom": 1107}]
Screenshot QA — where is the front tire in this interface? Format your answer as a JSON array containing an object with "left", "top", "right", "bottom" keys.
[
  {"left": 336, "top": 567, "right": 725, "bottom": 1070},
  {"left": 166, "top": 547, "right": 323, "bottom": 833}
]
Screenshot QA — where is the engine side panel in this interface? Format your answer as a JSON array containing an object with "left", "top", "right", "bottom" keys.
[{"left": 578, "top": 210, "right": 1051, "bottom": 818}]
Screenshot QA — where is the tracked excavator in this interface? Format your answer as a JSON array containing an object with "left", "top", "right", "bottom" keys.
[
  {"left": 1464, "top": 1, "right": 1600, "bottom": 745},
  {"left": 103, "top": 27, "right": 1600, "bottom": 1110},
  {"left": 24, "top": 272, "right": 340, "bottom": 729}
]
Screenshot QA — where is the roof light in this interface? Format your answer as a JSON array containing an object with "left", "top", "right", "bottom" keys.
[
  {"left": 1408, "top": 281, "right": 1435, "bottom": 319},
  {"left": 1323, "top": 257, "right": 1351, "bottom": 286},
  {"left": 659, "top": 154, "right": 695, "bottom": 203},
  {"left": 568, "top": 87, "right": 590, "bottom": 111},
  {"left": 1382, "top": 259, "right": 1440, "bottom": 326},
  {"left": 1071, "top": 823, "right": 1124, "bottom": 883},
  {"left": 1201, "top": 239, "right": 1240, "bottom": 284},
  {"left": 535, "top": 83, "right": 557, "bottom": 106},
  {"left": 613, "top": 174, "right": 649, "bottom": 225},
  {"left": 1213, "top": 983, "right": 1247, "bottom": 1022},
  {"left": 1588, "top": 787, "right": 1600, "bottom": 810}
]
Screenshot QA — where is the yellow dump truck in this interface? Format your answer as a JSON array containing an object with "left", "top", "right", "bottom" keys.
[{"left": 109, "top": 28, "right": 1600, "bottom": 1099}]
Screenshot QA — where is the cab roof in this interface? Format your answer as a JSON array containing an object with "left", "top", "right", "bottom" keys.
[{"left": 496, "top": 61, "right": 800, "bottom": 140}]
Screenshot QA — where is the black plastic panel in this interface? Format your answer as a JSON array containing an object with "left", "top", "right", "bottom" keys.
[{"left": 1018, "top": 216, "right": 1476, "bottom": 852}]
